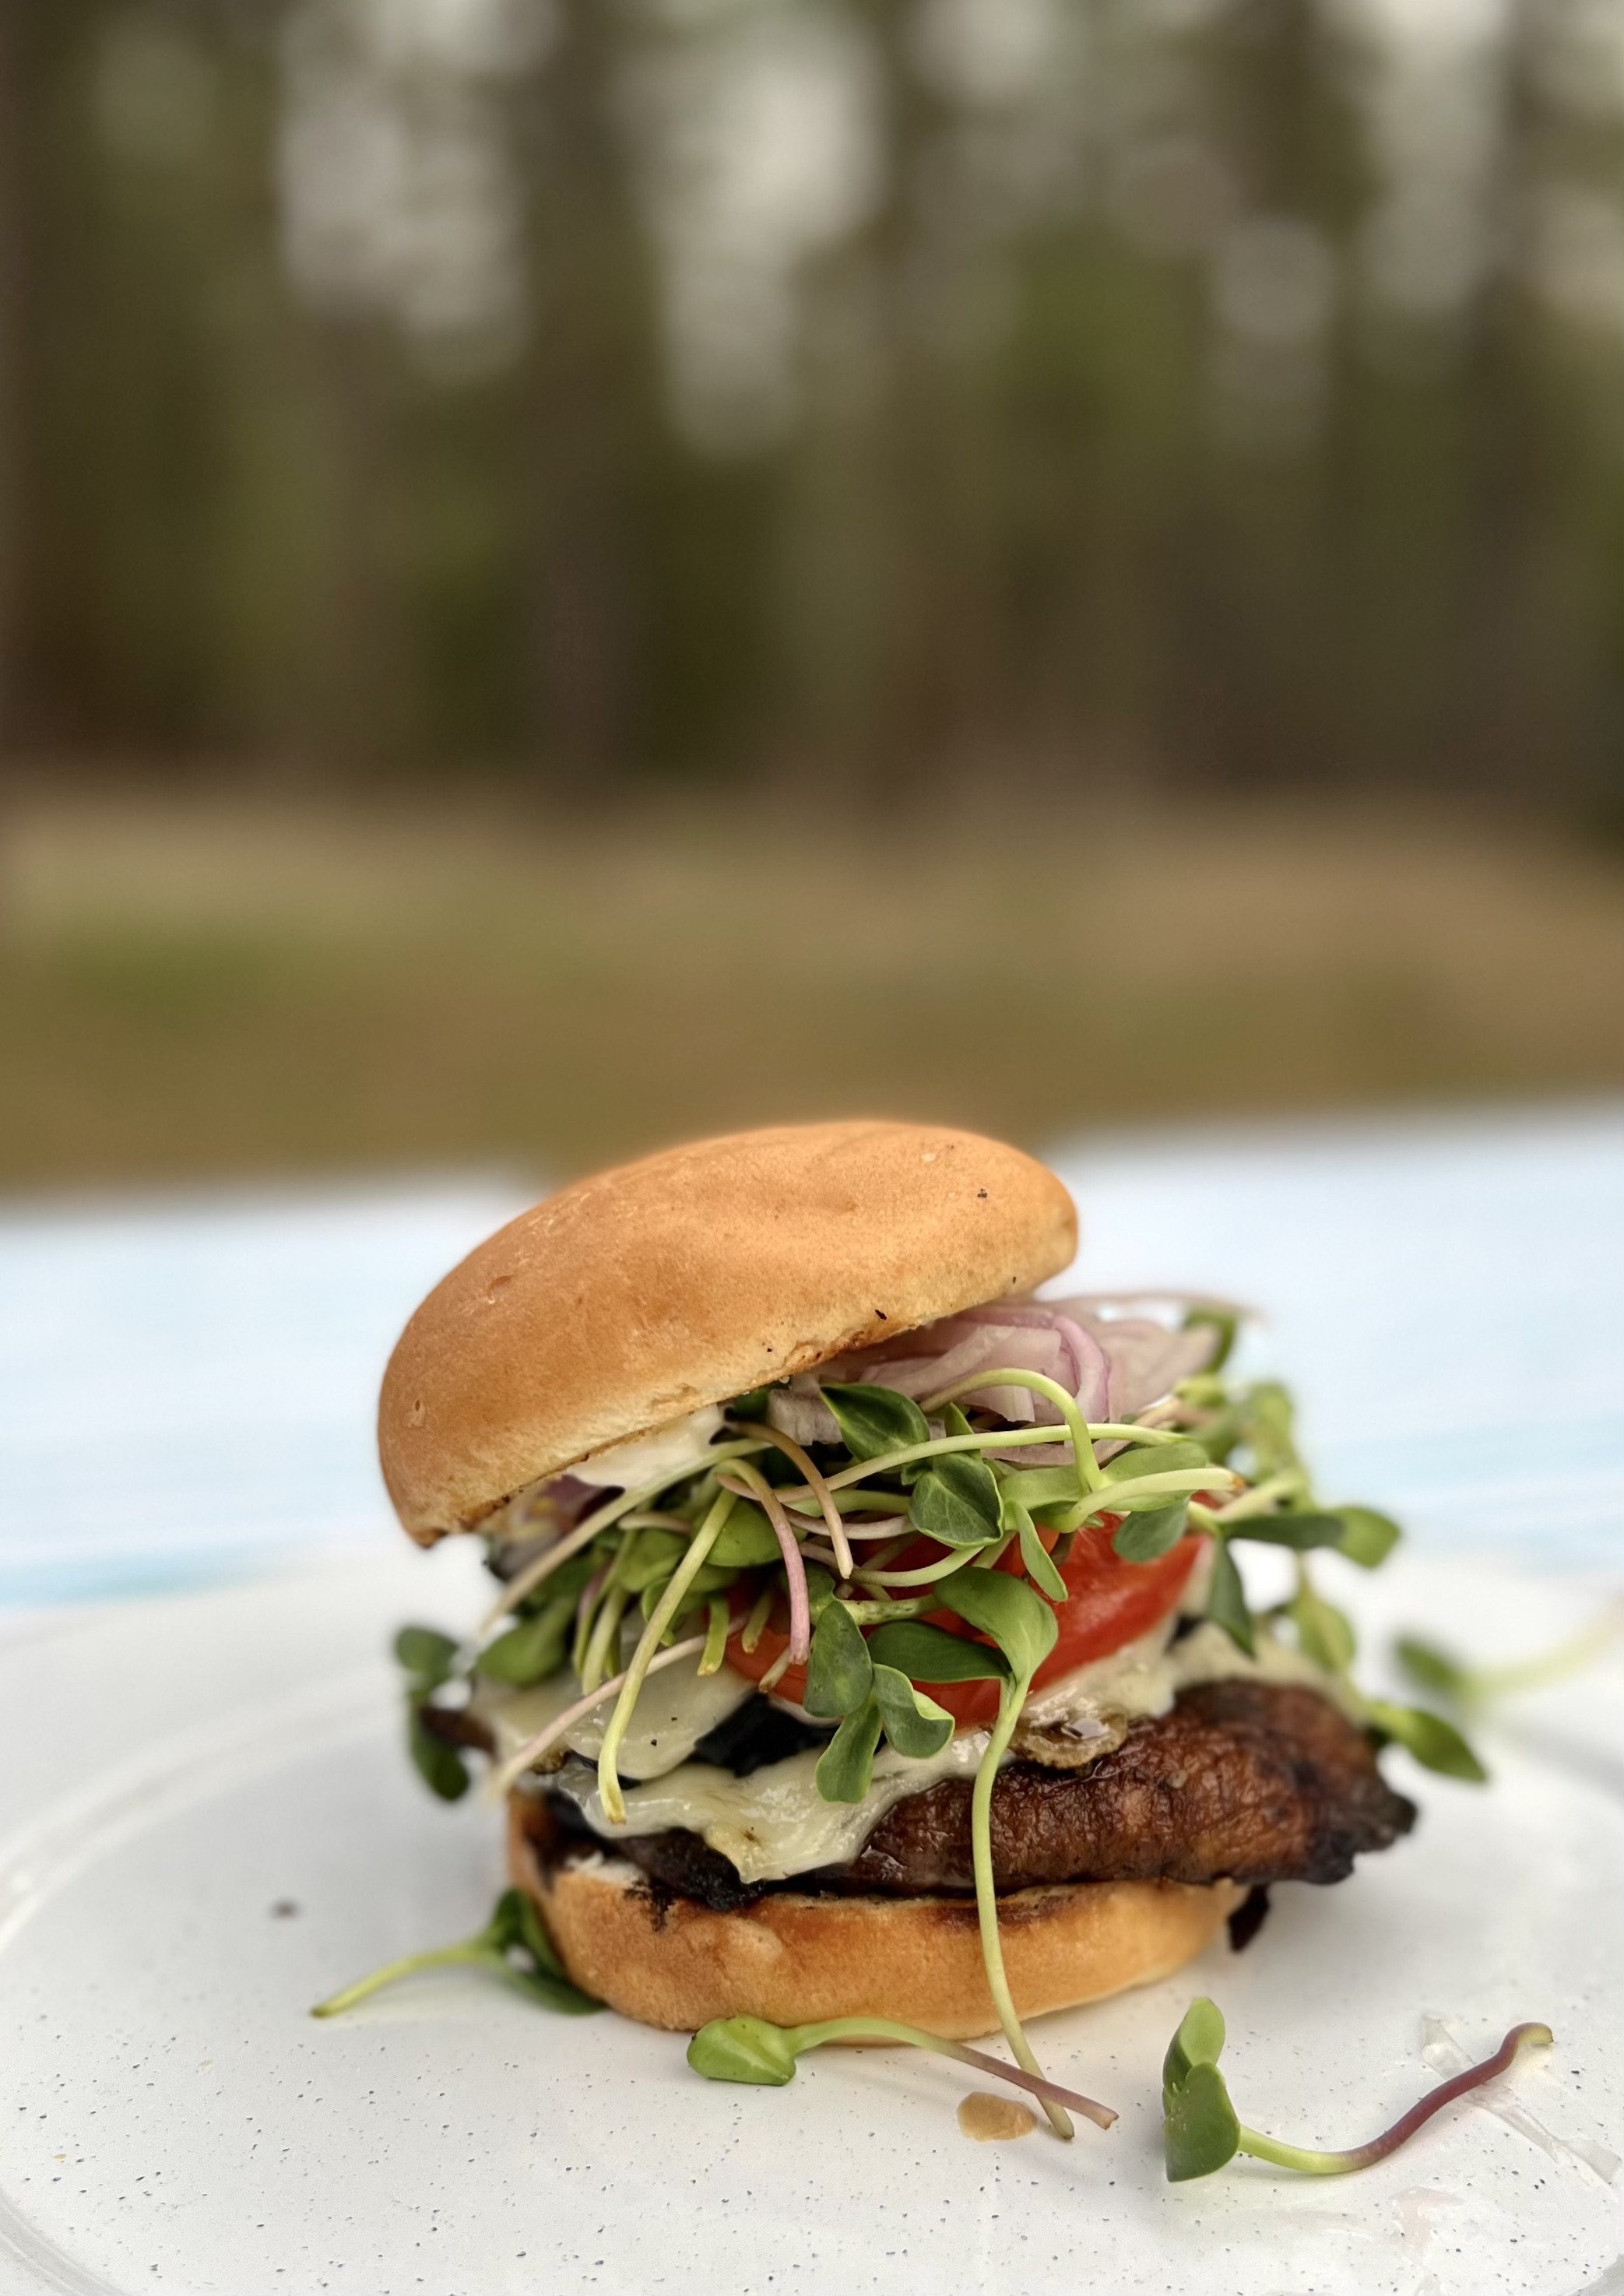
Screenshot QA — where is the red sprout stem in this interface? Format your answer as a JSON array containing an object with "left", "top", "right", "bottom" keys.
[
  {"left": 1238, "top": 2023, "right": 1554, "bottom": 2175},
  {"left": 719, "top": 1468, "right": 812, "bottom": 1664},
  {"left": 950, "top": 2041, "right": 1119, "bottom": 2131}
]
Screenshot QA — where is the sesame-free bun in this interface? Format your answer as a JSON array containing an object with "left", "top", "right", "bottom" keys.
[
  {"left": 508, "top": 1813, "right": 1240, "bottom": 2038},
  {"left": 380, "top": 1122, "right": 1077, "bottom": 1545}
]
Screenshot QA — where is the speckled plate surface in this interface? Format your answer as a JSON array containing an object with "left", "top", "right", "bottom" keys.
[{"left": 2, "top": 1547, "right": 1621, "bottom": 2296}]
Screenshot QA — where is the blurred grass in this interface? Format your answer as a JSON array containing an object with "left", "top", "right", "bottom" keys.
[{"left": 2, "top": 789, "right": 1621, "bottom": 1190}]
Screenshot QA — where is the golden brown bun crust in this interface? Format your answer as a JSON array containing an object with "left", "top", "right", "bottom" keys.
[
  {"left": 380, "top": 1122, "right": 1076, "bottom": 1543},
  {"left": 508, "top": 1811, "right": 1239, "bottom": 2039}
]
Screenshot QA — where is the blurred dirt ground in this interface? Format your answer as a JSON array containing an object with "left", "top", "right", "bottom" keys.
[{"left": 2, "top": 789, "right": 1621, "bottom": 1190}]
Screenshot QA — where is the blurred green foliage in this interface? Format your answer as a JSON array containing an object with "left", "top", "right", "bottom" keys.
[{"left": 0, "top": 0, "right": 1622, "bottom": 811}]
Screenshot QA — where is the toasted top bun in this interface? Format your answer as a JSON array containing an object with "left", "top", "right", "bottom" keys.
[{"left": 379, "top": 1120, "right": 1076, "bottom": 1544}]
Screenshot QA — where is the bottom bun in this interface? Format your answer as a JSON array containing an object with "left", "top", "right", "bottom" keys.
[{"left": 508, "top": 1803, "right": 1243, "bottom": 2039}]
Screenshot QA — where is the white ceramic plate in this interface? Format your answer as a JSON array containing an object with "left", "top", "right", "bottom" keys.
[{"left": 2, "top": 1547, "right": 1621, "bottom": 2296}]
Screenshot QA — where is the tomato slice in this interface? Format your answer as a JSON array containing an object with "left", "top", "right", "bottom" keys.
[{"left": 724, "top": 1520, "right": 1204, "bottom": 1728}]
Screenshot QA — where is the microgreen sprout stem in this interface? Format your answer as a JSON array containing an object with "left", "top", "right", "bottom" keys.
[
  {"left": 757, "top": 1642, "right": 795, "bottom": 1693},
  {"left": 847, "top": 1543, "right": 993, "bottom": 1590},
  {"left": 597, "top": 1489, "right": 736, "bottom": 1823},
  {"left": 1162, "top": 1999, "right": 1552, "bottom": 2182},
  {"left": 923, "top": 1369, "right": 1102, "bottom": 1500},
  {"left": 311, "top": 1889, "right": 598, "bottom": 2020},
  {"left": 1205, "top": 1471, "right": 1307, "bottom": 1524},
  {"left": 732, "top": 1421, "right": 853, "bottom": 1578},
  {"left": 480, "top": 1442, "right": 767, "bottom": 1634},
  {"left": 970, "top": 1673, "right": 1071, "bottom": 2137},
  {"left": 1395, "top": 1604, "right": 1624, "bottom": 1709},
  {"left": 719, "top": 1461, "right": 813, "bottom": 1657},
  {"left": 699, "top": 1595, "right": 731, "bottom": 1675},
  {"left": 686, "top": 2013, "right": 1116, "bottom": 2130},
  {"left": 739, "top": 1583, "right": 775, "bottom": 1654}
]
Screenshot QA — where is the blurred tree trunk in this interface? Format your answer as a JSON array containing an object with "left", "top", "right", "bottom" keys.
[
  {"left": 511, "top": 0, "right": 663, "bottom": 789},
  {"left": 0, "top": 0, "right": 30, "bottom": 751}
]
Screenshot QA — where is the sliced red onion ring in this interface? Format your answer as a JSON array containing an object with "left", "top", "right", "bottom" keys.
[{"left": 765, "top": 1295, "right": 1225, "bottom": 1471}]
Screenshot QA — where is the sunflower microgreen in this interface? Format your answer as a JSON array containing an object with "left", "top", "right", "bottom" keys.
[
  {"left": 1162, "top": 1999, "right": 1551, "bottom": 2181},
  {"left": 394, "top": 1625, "right": 458, "bottom": 1688},
  {"left": 1204, "top": 1532, "right": 1253, "bottom": 1654},
  {"left": 406, "top": 1705, "right": 472, "bottom": 1801},
  {"left": 1102, "top": 1438, "right": 1210, "bottom": 1487},
  {"left": 1289, "top": 1584, "right": 1357, "bottom": 1672},
  {"left": 1394, "top": 1608, "right": 1623, "bottom": 1707},
  {"left": 815, "top": 1697, "right": 885, "bottom": 1802},
  {"left": 863, "top": 1618, "right": 1011, "bottom": 1684},
  {"left": 395, "top": 1625, "right": 472, "bottom": 1798},
  {"left": 475, "top": 1595, "right": 574, "bottom": 1686},
  {"left": 929, "top": 1569, "right": 1070, "bottom": 2133},
  {"left": 1011, "top": 1502, "right": 1067, "bottom": 1599},
  {"left": 705, "top": 1500, "right": 782, "bottom": 1570},
  {"left": 1182, "top": 1306, "right": 1239, "bottom": 1373},
  {"left": 822, "top": 1382, "right": 932, "bottom": 1461},
  {"left": 1111, "top": 1501, "right": 1190, "bottom": 1563},
  {"left": 1362, "top": 1699, "right": 1487, "bottom": 1781},
  {"left": 311, "top": 1888, "right": 599, "bottom": 2020},
  {"left": 871, "top": 1664, "right": 954, "bottom": 1757},
  {"left": 804, "top": 1598, "right": 874, "bottom": 1718},
  {"left": 687, "top": 2013, "right": 1116, "bottom": 2129},
  {"left": 909, "top": 1448, "right": 1004, "bottom": 1546},
  {"left": 1229, "top": 1511, "right": 1350, "bottom": 1552},
  {"left": 1331, "top": 1505, "right": 1402, "bottom": 1568}
]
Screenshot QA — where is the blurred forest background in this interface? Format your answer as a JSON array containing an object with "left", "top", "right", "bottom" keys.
[{"left": 2, "top": 0, "right": 1622, "bottom": 1187}]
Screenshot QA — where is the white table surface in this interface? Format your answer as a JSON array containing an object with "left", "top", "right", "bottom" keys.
[{"left": 1, "top": 1103, "right": 1620, "bottom": 1612}]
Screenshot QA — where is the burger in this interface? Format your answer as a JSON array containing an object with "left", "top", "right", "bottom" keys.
[{"left": 368, "top": 1121, "right": 1433, "bottom": 2097}]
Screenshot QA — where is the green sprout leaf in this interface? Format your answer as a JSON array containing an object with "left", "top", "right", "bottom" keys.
[
  {"left": 997, "top": 1465, "right": 1084, "bottom": 1517},
  {"left": 909, "top": 1450, "right": 1004, "bottom": 1546},
  {"left": 394, "top": 1624, "right": 459, "bottom": 1691},
  {"left": 1229, "top": 1512, "right": 1348, "bottom": 1552},
  {"left": 936, "top": 1567, "right": 1057, "bottom": 1680},
  {"left": 1365, "top": 1700, "right": 1488, "bottom": 1781},
  {"left": 727, "top": 1387, "right": 775, "bottom": 1422},
  {"left": 686, "top": 2010, "right": 1119, "bottom": 2128},
  {"left": 804, "top": 1598, "right": 875, "bottom": 1718},
  {"left": 822, "top": 1382, "right": 932, "bottom": 1461},
  {"left": 687, "top": 2015, "right": 800, "bottom": 2086},
  {"left": 1393, "top": 1634, "right": 1471, "bottom": 1700},
  {"left": 1290, "top": 1585, "right": 1356, "bottom": 1672},
  {"left": 815, "top": 1697, "right": 884, "bottom": 1802},
  {"left": 706, "top": 1500, "right": 782, "bottom": 1569},
  {"left": 1012, "top": 1504, "right": 1067, "bottom": 1598},
  {"left": 1164, "top": 1994, "right": 1226, "bottom": 2090},
  {"left": 1332, "top": 1505, "right": 1401, "bottom": 1569},
  {"left": 1165, "top": 2060, "right": 1243, "bottom": 2182},
  {"left": 620, "top": 1527, "right": 687, "bottom": 1594},
  {"left": 864, "top": 1618, "right": 1011, "bottom": 1684},
  {"left": 1243, "top": 1382, "right": 1301, "bottom": 1478},
  {"left": 1182, "top": 1306, "right": 1239, "bottom": 1373},
  {"left": 406, "top": 1705, "right": 471, "bottom": 1801},
  {"left": 1102, "top": 1438, "right": 1210, "bottom": 1486},
  {"left": 871, "top": 1664, "right": 953, "bottom": 1758},
  {"left": 1159, "top": 2000, "right": 1552, "bottom": 2181},
  {"left": 1204, "top": 1535, "right": 1253, "bottom": 1655},
  {"left": 1112, "top": 1501, "right": 1190, "bottom": 1563},
  {"left": 475, "top": 1598, "right": 572, "bottom": 1686},
  {"left": 311, "top": 1886, "right": 598, "bottom": 2020}
]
